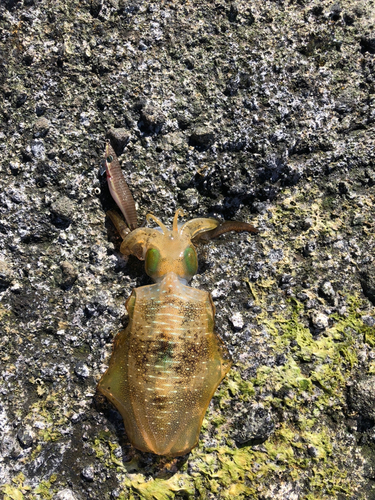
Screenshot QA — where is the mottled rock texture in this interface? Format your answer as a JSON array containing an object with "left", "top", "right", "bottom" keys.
[{"left": 0, "top": 0, "right": 374, "bottom": 499}]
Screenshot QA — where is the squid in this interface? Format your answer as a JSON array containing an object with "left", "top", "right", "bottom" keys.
[{"left": 98, "top": 142, "right": 258, "bottom": 456}]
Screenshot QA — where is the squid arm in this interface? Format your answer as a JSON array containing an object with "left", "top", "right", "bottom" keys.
[
  {"left": 104, "top": 142, "right": 138, "bottom": 231},
  {"left": 193, "top": 220, "right": 259, "bottom": 242},
  {"left": 106, "top": 209, "right": 132, "bottom": 240}
]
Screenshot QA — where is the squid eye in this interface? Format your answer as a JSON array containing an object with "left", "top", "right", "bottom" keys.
[
  {"left": 106, "top": 155, "right": 113, "bottom": 163},
  {"left": 183, "top": 246, "right": 198, "bottom": 276},
  {"left": 146, "top": 248, "right": 160, "bottom": 274}
]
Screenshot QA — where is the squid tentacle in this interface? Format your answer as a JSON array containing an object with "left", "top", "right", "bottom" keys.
[{"left": 194, "top": 220, "right": 259, "bottom": 242}]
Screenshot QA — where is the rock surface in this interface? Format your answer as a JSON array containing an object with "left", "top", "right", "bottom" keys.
[{"left": 0, "top": 0, "right": 374, "bottom": 499}]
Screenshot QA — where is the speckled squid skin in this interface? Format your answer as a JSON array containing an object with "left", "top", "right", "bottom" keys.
[{"left": 98, "top": 271, "right": 232, "bottom": 456}]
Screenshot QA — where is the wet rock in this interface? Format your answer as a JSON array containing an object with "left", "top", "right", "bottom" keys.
[
  {"left": 139, "top": 105, "right": 166, "bottom": 134},
  {"left": 233, "top": 406, "right": 275, "bottom": 444},
  {"left": 189, "top": 126, "right": 215, "bottom": 148},
  {"left": 74, "top": 361, "right": 90, "bottom": 378},
  {"left": 230, "top": 312, "right": 244, "bottom": 330},
  {"left": 60, "top": 261, "right": 78, "bottom": 290},
  {"left": 50, "top": 196, "right": 75, "bottom": 229},
  {"left": 348, "top": 377, "right": 375, "bottom": 420},
  {"left": 54, "top": 489, "right": 79, "bottom": 500},
  {"left": 17, "top": 428, "right": 34, "bottom": 448},
  {"left": 107, "top": 128, "right": 131, "bottom": 156},
  {"left": 310, "top": 311, "right": 329, "bottom": 330},
  {"left": 33, "top": 117, "right": 51, "bottom": 138},
  {"left": 0, "top": 259, "right": 14, "bottom": 291},
  {"left": 81, "top": 465, "right": 95, "bottom": 481},
  {"left": 359, "top": 265, "right": 375, "bottom": 305}
]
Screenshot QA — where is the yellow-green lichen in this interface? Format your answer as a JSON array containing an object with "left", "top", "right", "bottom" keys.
[
  {"left": 253, "top": 294, "right": 363, "bottom": 410},
  {"left": 1, "top": 485, "right": 24, "bottom": 500},
  {"left": 1, "top": 474, "right": 29, "bottom": 500},
  {"left": 33, "top": 475, "right": 57, "bottom": 500},
  {"left": 89, "top": 432, "right": 128, "bottom": 470},
  {"left": 123, "top": 473, "right": 195, "bottom": 500},
  {"left": 1, "top": 474, "right": 58, "bottom": 500}
]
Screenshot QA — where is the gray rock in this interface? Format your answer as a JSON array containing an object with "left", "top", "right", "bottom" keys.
[
  {"left": 230, "top": 312, "right": 244, "bottom": 330},
  {"left": 60, "top": 260, "right": 78, "bottom": 290},
  {"left": 0, "top": 259, "right": 14, "bottom": 291},
  {"left": 81, "top": 465, "right": 95, "bottom": 482},
  {"left": 320, "top": 281, "right": 335, "bottom": 300},
  {"left": 311, "top": 311, "right": 329, "bottom": 330},
  {"left": 0, "top": 0, "right": 374, "bottom": 497},
  {"left": 233, "top": 406, "right": 275, "bottom": 444},
  {"left": 50, "top": 196, "right": 75, "bottom": 228},
  {"left": 189, "top": 126, "right": 215, "bottom": 148},
  {"left": 1, "top": 435, "right": 22, "bottom": 459},
  {"left": 17, "top": 428, "right": 34, "bottom": 448},
  {"left": 348, "top": 377, "right": 375, "bottom": 420},
  {"left": 139, "top": 105, "right": 166, "bottom": 133},
  {"left": 360, "top": 265, "right": 375, "bottom": 305},
  {"left": 53, "top": 489, "right": 79, "bottom": 500},
  {"left": 106, "top": 128, "right": 131, "bottom": 156},
  {"left": 33, "top": 117, "right": 51, "bottom": 138},
  {"left": 74, "top": 361, "right": 90, "bottom": 378}
]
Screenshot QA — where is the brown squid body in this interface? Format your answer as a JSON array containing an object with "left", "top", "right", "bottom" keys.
[
  {"left": 98, "top": 144, "right": 258, "bottom": 456},
  {"left": 99, "top": 273, "right": 232, "bottom": 456}
]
